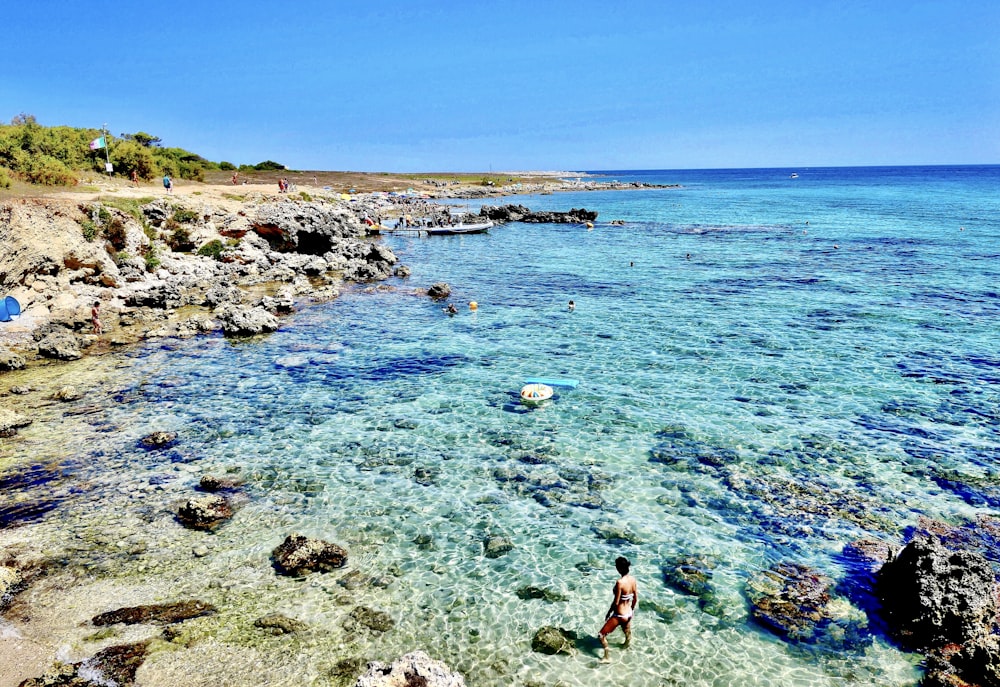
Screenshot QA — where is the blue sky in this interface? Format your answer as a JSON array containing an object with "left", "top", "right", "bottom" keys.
[{"left": 4, "top": 1, "right": 998, "bottom": 171}]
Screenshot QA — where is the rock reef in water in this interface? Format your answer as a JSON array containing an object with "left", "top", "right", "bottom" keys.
[
  {"left": 176, "top": 494, "right": 234, "bottom": 530},
  {"left": 530, "top": 626, "right": 578, "bottom": 655},
  {"left": 480, "top": 204, "right": 598, "bottom": 224},
  {"left": 18, "top": 640, "right": 151, "bottom": 687},
  {"left": 353, "top": 651, "right": 466, "bottom": 687},
  {"left": 271, "top": 533, "right": 348, "bottom": 576},
  {"left": 91, "top": 600, "right": 217, "bottom": 626}
]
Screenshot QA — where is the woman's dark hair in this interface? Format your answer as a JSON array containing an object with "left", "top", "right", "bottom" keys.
[{"left": 615, "top": 556, "right": 630, "bottom": 575}]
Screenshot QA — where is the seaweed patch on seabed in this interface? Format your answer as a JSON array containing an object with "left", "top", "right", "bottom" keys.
[{"left": 0, "top": 459, "right": 81, "bottom": 529}]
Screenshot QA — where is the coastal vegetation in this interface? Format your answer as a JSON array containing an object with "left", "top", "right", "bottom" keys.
[{"left": 0, "top": 114, "right": 286, "bottom": 187}]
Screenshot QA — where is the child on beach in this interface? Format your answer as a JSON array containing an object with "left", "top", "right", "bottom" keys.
[{"left": 598, "top": 556, "right": 637, "bottom": 663}]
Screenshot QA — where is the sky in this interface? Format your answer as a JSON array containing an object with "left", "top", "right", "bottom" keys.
[{"left": 4, "top": 1, "right": 998, "bottom": 171}]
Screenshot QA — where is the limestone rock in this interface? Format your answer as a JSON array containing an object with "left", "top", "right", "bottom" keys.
[
  {"left": 271, "top": 533, "right": 348, "bottom": 576},
  {"left": 139, "top": 431, "right": 178, "bottom": 449},
  {"left": 52, "top": 385, "right": 82, "bottom": 402},
  {"left": 177, "top": 494, "right": 234, "bottom": 530},
  {"left": 199, "top": 474, "right": 244, "bottom": 492},
  {"left": 480, "top": 204, "right": 598, "bottom": 224},
  {"left": 18, "top": 641, "right": 150, "bottom": 687},
  {"left": 252, "top": 202, "right": 365, "bottom": 254},
  {"left": 37, "top": 332, "right": 81, "bottom": 360},
  {"left": 92, "top": 600, "right": 217, "bottom": 626},
  {"left": 877, "top": 536, "right": 998, "bottom": 649},
  {"left": 353, "top": 651, "right": 466, "bottom": 687},
  {"left": 393, "top": 265, "right": 411, "bottom": 278},
  {"left": 0, "top": 348, "right": 25, "bottom": 371},
  {"left": 531, "top": 626, "right": 578, "bottom": 655},
  {"left": 516, "top": 586, "right": 569, "bottom": 602},
  {"left": 214, "top": 303, "right": 279, "bottom": 336},
  {"left": 0, "top": 408, "right": 32, "bottom": 436},
  {"left": 427, "top": 282, "right": 451, "bottom": 300},
  {"left": 9, "top": 385, "right": 31, "bottom": 395},
  {"left": 0, "top": 564, "right": 22, "bottom": 607}
]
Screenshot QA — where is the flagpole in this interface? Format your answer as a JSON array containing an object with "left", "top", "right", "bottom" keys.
[{"left": 103, "top": 123, "right": 112, "bottom": 176}]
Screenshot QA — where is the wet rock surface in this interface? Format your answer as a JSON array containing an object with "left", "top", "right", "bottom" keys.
[
  {"left": 877, "top": 536, "right": 998, "bottom": 649},
  {"left": 0, "top": 408, "right": 32, "bottom": 436},
  {"left": 344, "top": 606, "right": 394, "bottom": 634},
  {"left": 480, "top": 204, "right": 598, "bottom": 224},
  {"left": 272, "top": 533, "right": 348, "bottom": 576},
  {"left": 91, "top": 600, "right": 217, "bottom": 626},
  {"left": 483, "top": 535, "right": 513, "bottom": 559},
  {"left": 0, "top": 348, "right": 25, "bottom": 371},
  {"left": 254, "top": 613, "right": 308, "bottom": 635},
  {"left": 36, "top": 332, "right": 81, "bottom": 361},
  {"left": 426, "top": 282, "right": 451, "bottom": 300},
  {"left": 531, "top": 626, "right": 578, "bottom": 655},
  {"left": 353, "top": 651, "right": 466, "bottom": 687},
  {"left": 176, "top": 494, "right": 234, "bottom": 530},
  {"left": 138, "top": 431, "right": 178, "bottom": 450},
  {"left": 18, "top": 641, "right": 150, "bottom": 687}
]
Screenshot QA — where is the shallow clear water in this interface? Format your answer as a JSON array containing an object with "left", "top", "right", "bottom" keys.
[{"left": 4, "top": 165, "right": 1000, "bottom": 686}]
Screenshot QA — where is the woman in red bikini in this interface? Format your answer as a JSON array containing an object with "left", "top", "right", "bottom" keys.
[{"left": 598, "top": 556, "right": 637, "bottom": 663}]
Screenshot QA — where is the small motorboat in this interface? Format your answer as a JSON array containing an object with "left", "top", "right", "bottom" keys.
[
  {"left": 790, "top": 173, "right": 799, "bottom": 179},
  {"left": 425, "top": 221, "right": 493, "bottom": 236},
  {"left": 520, "top": 383, "right": 553, "bottom": 405}
]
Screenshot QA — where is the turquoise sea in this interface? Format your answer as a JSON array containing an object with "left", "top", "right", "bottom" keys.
[{"left": 3, "top": 165, "right": 1000, "bottom": 686}]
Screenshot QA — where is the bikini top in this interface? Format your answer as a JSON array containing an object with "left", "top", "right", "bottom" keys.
[{"left": 619, "top": 592, "right": 634, "bottom": 602}]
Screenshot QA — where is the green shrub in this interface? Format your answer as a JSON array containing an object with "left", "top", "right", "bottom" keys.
[
  {"left": 113, "top": 251, "right": 134, "bottom": 265},
  {"left": 0, "top": 167, "right": 11, "bottom": 188},
  {"left": 100, "top": 196, "right": 153, "bottom": 222},
  {"left": 144, "top": 244, "right": 160, "bottom": 272},
  {"left": 143, "top": 224, "right": 157, "bottom": 241},
  {"left": 104, "top": 217, "right": 128, "bottom": 250},
  {"left": 22, "top": 154, "right": 77, "bottom": 185},
  {"left": 226, "top": 238, "right": 241, "bottom": 247},
  {"left": 98, "top": 206, "right": 112, "bottom": 224},
  {"left": 219, "top": 161, "right": 236, "bottom": 171},
  {"left": 197, "top": 239, "right": 225, "bottom": 261},
  {"left": 253, "top": 160, "right": 285, "bottom": 171},
  {"left": 168, "top": 225, "right": 195, "bottom": 252},
  {"left": 299, "top": 191, "right": 313, "bottom": 202},
  {"left": 171, "top": 207, "right": 199, "bottom": 223},
  {"left": 81, "top": 219, "right": 98, "bottom": 242}
]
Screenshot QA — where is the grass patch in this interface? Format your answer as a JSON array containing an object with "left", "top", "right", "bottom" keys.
[
  {"left": 222, "top": 193, "right": 246, "bottom": 201},
  {"left": 197, "top": 239, "right": 225, "bottom": 260},
  {"left": 298, "top": 191, "right": 313, "bottom": 202},
  {"left": 99, "top": 196, "right": 155, "bottom": 222},
  {"left": 80, "top": 219, "right": 98, "bottom": 242},
  {"left": 171, "top": 207, "right": 199, "bottom": 223}
]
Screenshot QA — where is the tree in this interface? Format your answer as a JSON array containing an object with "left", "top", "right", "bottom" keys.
[{"left": 111, "top": 140, "right": 158, "bottom": 180}]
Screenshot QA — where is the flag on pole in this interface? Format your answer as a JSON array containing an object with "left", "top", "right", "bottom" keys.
[{"left": 89, "top": 136, "right": 106, "bottom": 150}]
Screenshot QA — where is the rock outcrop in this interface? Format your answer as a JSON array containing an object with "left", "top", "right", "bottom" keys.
[
  {"left": 877, "top": 536, "right": 997, "bottom": 649},
  {"left": 531, "top": 626, "right": 578, "bottom": 655},
  {"left": 176, "top": 494, "right": 234, "bottom": 530},
  {"left": 0, "top": 408, "right": 32, "bottom": 437},
  {"left": 18, "top": 641, "right": 151, "bottom": 687},
  {"left": 353, "top": 651, "right": 466, "bottom": 687},
  {"left": 271, "top": 533, "right": 348, "bottom": 576},
  {"left": 480, "top": 204, "right": 598, "bottom": 224},
  {"left": 214, "top": 303, "right": 279, "bottom": 336},
  {"left": 91, "top": 600, "right": 217, "bottom": 626}
]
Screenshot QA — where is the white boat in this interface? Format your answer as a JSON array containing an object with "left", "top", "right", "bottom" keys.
[
  {"left": 790, "top": 173, "right": 799, "bottom": 179},
  {"left": 520, "top": 383, "right": 553, "bottom": 405},
  {"left": 425, "top": 221, "right": 493, "bottom": 236}
]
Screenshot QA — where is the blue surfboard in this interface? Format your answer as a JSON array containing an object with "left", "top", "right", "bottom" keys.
[{"left": 524, "top": 377, "right": 579, "bottom": 388}]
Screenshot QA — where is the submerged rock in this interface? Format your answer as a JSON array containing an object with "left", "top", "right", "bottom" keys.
[
  {"left": 272, "top": 533, "right": 348, "bottom": 576},
  {"left": 92, "top": 600, "right": 217, "bottom": 626},
  {"left": 353, "top": 651, "right": 466, "bottom": 687},
  {"left": 138, "top": 431, "right": 178, "bottom": 449},
  {"left": 662, "top": 556, "right": 716, "bottom": 602},
  {"left": 746, "top": 563, "right": 834, "bottom": 642},
  {"left": 516, "top": 585, "right": 569, "bottom": 602},
  {"left": 177, "top": 494, "right": 234, "bottom": 530},
  {"left": 254, "top": 613, "right": 308, "bottom": 635},
  {"left": 530, "top": 626, "right": 578, "bottom": 655},
  {"left": 344, "top": 605, "right": 394, "bottom": 634},
  {"left": 483, "top": 535, "right": 514, "bottom": 559},
  {"left": 198, "top": 474, "right": 244, "bottom": 492}
]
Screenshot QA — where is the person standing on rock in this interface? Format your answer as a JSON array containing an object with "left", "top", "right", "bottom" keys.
[
  {"left": 598, "top": 556, "right": 637, "bottom": 663},
  {"left": 91, "top": 301, "right": 103, "bottom": 335}
]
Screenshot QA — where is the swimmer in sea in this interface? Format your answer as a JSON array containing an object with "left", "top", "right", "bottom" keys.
[
  {"left": 568, "top": 300, "right": 575, "bottom": 312},
  {"left": 598, "top": 556, "right": 637, "bottom": 663},
  {"left": 445, "top": 303, "right": 458, "bottom": 316}
]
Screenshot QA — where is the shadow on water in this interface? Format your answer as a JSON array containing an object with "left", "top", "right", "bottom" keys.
[{"left": 0, "top": 459, "right": 80, "bottom": 528}]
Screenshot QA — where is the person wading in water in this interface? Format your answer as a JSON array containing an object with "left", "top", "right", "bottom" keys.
[{"left": 598, "top": 556, "right": 637, "bottom": 663}]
